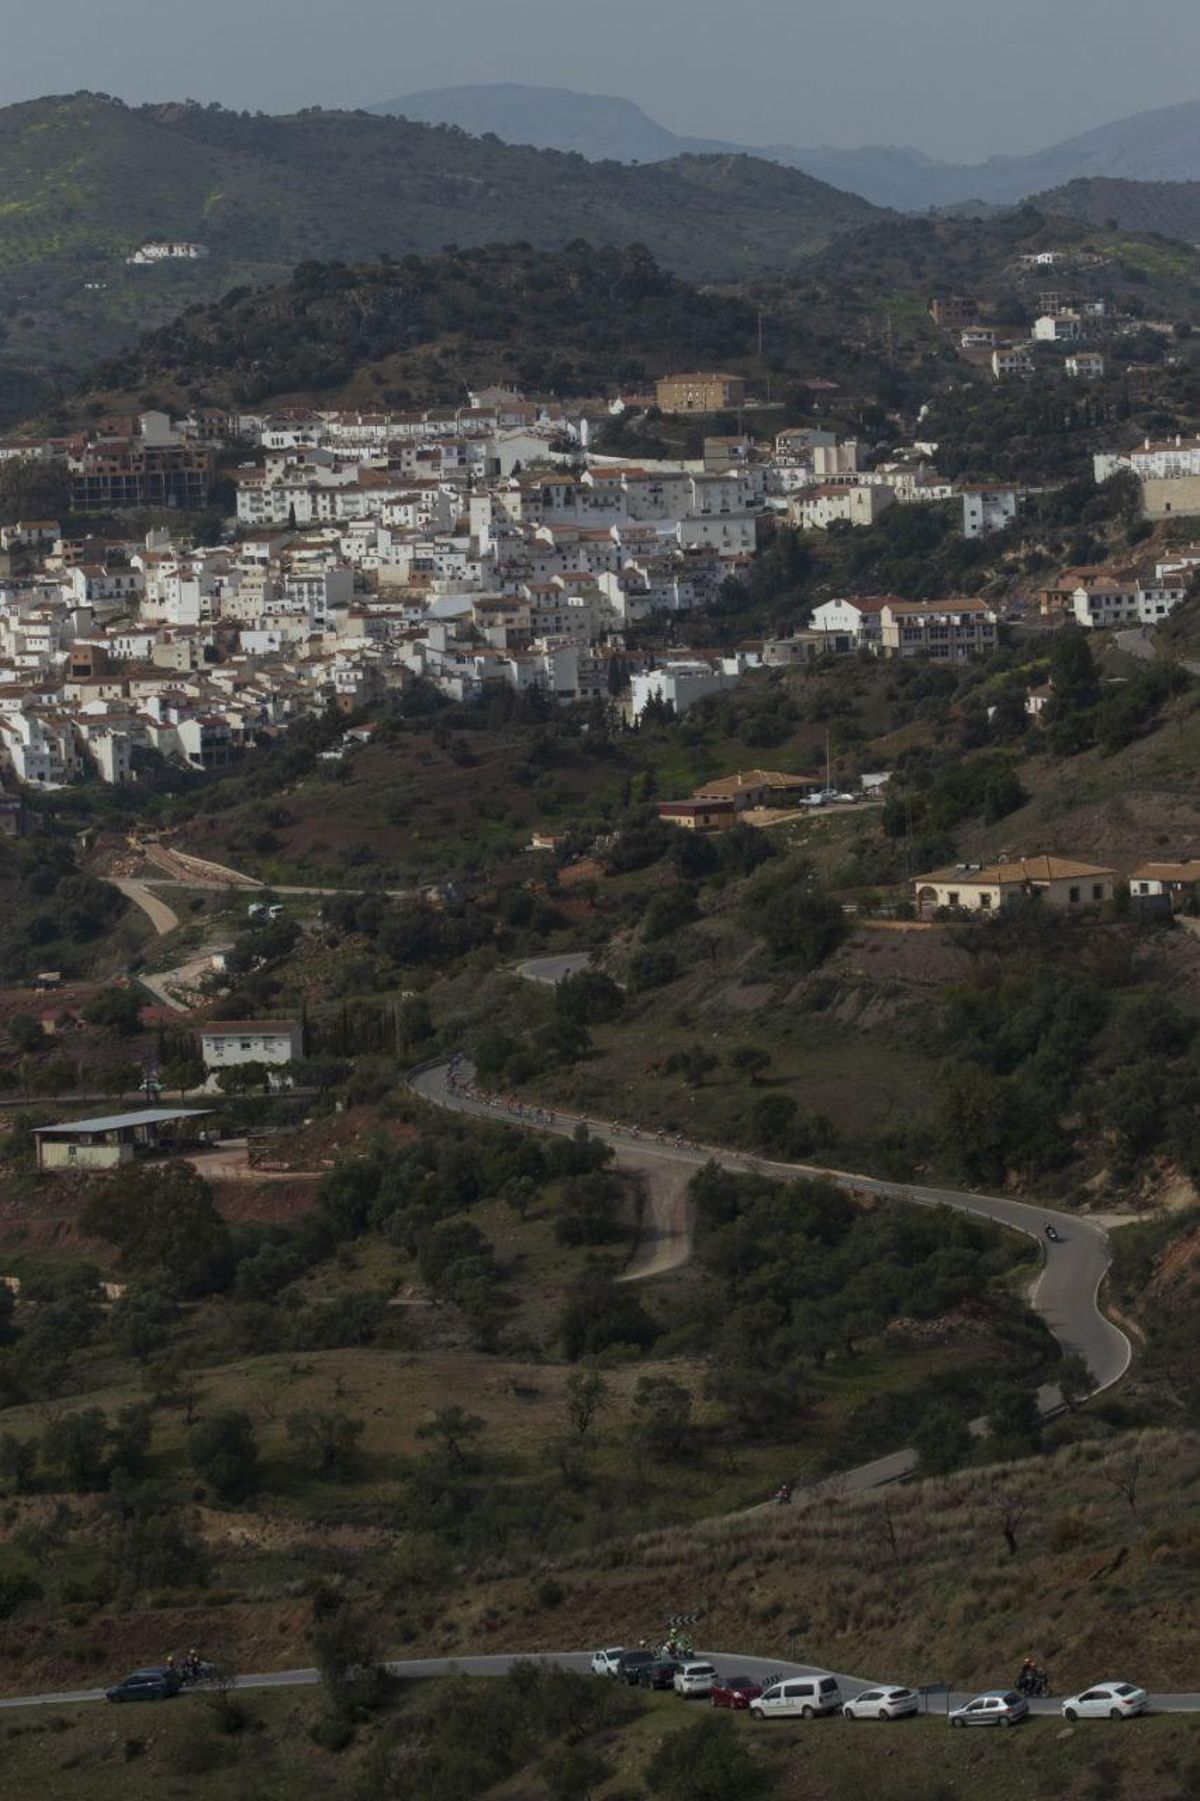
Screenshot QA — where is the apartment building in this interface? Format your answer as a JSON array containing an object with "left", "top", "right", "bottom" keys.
[
  {"left": 992, "top": 346, "right": 1034, "bottom": 380},
  {"left": 878, "top": 598, "right": 999, "bottom": 660},
  {"left": 655, "top": 373, "right": 746, "bottom": 415},
  {"left": 928, "top": 296, "right": 977, "bottom": 327},
  {"left": 69, "top": 441, "right": 212, "bottom": 512}
]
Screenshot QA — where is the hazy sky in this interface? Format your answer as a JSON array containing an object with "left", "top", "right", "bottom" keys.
[{"left": 4, "top": 0, "right": 1199, "bottom": 159}]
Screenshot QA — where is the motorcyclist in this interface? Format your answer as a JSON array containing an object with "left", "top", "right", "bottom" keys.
[
  {"left": 1018, "top": 1656, "right": 1037, "bottom": 1695},
  {"left": 775, "top": 1482, "right": 792, "bottom": 1504}
]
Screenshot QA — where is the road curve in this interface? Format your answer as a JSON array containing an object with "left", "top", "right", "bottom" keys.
[
  {"left": 2, "top": 1650, "right": 1197, "bottom": 1716},
  {"left": 1114, "top": 628, "right": 1200, "bottom": 677},
  {"left": 410, "top": 1058, "right": 1130, "bottom": 1401}
]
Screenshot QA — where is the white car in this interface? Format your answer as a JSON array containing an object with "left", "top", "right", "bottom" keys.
[
  {"left": 843, "top": 1686, "right": 919, "bottom": 1721},
  {"left": 590, "top": 1647, "right": 624, "bottom": 1677},
  {"left": 1061, "top": 1682, "right": 1147, "bottom": 1721},
  {"left": 674, "top": 1661, "right": 718, "bottom": 1697}
]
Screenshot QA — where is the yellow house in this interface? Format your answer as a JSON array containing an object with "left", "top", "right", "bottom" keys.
[
  {"left": 657, "top": 799, "right": 737, "bottom": 832},
  {"left": 915, "top": 856, "right": 1115, "bottom": 917},
  {"left": 691, "top": 769, "right": 818, "bottom": 811}
]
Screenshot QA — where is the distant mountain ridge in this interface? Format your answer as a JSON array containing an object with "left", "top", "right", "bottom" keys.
[{"left": 374, "top": 83, "right": 1200, "bottom": 213}]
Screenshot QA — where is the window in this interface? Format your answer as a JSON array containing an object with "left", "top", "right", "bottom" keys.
[
  {"left": 979, "top": 892, "right": 992, "bottom": 909},
  {"left": 1069, "top": 887, "right": 1080, "bottom": 904},
  {"left": 1092, "top": 885, "right": 1104, "bottom": 901},
  {"left": 948, "top": 891, "right": 960, "bottom": 906}
]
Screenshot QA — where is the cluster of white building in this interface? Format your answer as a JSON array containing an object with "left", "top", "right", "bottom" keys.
[
  {"left": 0, "top": 390, "right": 773, "bottom": 785},
  {"left": 0, "top": 384, "right": 1066, "bottom": 790}
]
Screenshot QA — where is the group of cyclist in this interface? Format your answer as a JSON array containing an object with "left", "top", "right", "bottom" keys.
[
  {"left": 443, "top": 1056, "right": 704, "bottom": 1151},
  {"left": 164, "top": 1650, "right": 210, "bottom": 1686}
]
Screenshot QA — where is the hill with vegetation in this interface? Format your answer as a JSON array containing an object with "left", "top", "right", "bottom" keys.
[
  {"left": 47, "top": 206, "right": 1200, "bottom": 471},
  {"left": 79, "top": 242, "right": 760, "bottom": 414},
  {"left": 0, "top": 91, "right": 882, "bottom": 413},
  {"left": 1030, "top": 176, "right": 1200, "bottom": 245}
]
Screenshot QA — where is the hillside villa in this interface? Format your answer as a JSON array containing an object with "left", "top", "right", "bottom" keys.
[{"left": 915, "top": 856, "right": 1116, "bottom": 916}]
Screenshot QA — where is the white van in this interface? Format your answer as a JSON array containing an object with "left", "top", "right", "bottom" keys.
[{"left": 751, "top": 1674, "right": 842, "bottom": 1719}]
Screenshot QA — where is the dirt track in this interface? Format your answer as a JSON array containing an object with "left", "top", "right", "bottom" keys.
[{"left": 616, "top": 1150, "right": 695, "bottom": 1281}]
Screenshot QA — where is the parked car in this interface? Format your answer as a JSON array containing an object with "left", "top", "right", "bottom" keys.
[
  {"left": 843, "top": 1686, "right": 919, "bottom": 1721},
  {"left": 949, "top": 1691, "right": 1029, "bottom": 1728},
  {"left": 105, "top": 1666, "right": 182, "bottom": 1704},
  {"left": 590, "top": 1647, "right": 624, "bottom": 1677},
  {"left": 673, "top": 1661, "right": 719, "bottom": 1698},
  {"left": 1061, "top": 1682, "right": 1147, "bottom": 1721},
  {"left": 616, "top": 1649, "right": 657, "bottom": 1685},
  {"left": 636, "top": 1660, "right": 681, "bottom": 1691},
  {"left": 710, "top": 1675, "right": 764, "bottom": 1710},
  {"left": 751, "top": 1675, "right": 842, "bottom": 1720}
]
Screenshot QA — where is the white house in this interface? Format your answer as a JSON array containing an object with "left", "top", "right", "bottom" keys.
[
  {"left": 1033, "top": 314, "right": 1083, "bottom": 343},
  {"left": 1071, "top": 579, "right": 1186, "bottom": 629},
  {"left": 1065, "top": 352, "right": 1105, "bottom": 380},
  {"left": 629, "top": 659, "right": 745, "bottom": 719},
  {"left": 794, "top": 484, "right": 894, "bottom": 532},
  {"left": 1094, "top": 436, "right": 1200, "bottom": 483},
  {"left": 809, "top": 594, "right": 892, "bottom": 650},
  {"left": 962, "top": 487, "right": 1020, "bottom": 540},
  {"left": 198, "top": 1020, "right": 303, "bottom": 1088}
]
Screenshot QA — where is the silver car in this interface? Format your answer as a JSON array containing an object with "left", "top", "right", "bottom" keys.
[
  {"left": 1061, "top": 1682, "right": 1147, "bottom": 1721},
  {"left": 843, "top": 1686, "right": 919, "bottom": 1721},
  {"left": 949, "top": 1690, "right": 1029, "bottom": 1728}
]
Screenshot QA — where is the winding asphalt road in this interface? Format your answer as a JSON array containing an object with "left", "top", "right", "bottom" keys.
[
  {"left": 504, "top": 954, "right": 1130, "bottom": 1392},
  {"left": 0, "top": 958, "right": 1147, "bottom": 1718},
  {"left": 412, "top": 1051, "right": 1131, "bottom": 1494},
  {"left": 410, "top": 1047, "right": 1130, "bottom": 1400},
  {"left": 3, "top": 1651, "right": 1198, "bottom": 1717}
]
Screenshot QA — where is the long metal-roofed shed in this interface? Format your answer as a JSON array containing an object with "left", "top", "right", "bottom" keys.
[{"left": 34, "top": 1108, "right": 213, "bottom": 1172}]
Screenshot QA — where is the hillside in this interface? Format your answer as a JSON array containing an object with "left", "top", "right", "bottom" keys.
[
  {"left": 54, "top": 206, "right": 1200, "bottom": 442},
  {"left": 0, "top": 92, "right": 882, "bottom": 411},
  {"left": 372, "top": 81, "right": 1200, "bottom": 214},
  {"left": 1032, "top": 176, "right": 1200, "bottom": 244},
  {"left": 78, "top": 243, "right": 761, "bottom": 414}
]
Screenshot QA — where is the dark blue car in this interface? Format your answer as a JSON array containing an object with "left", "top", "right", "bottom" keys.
[{"left": 105, "top": 1665, "right": 182, "bottom": 1703}]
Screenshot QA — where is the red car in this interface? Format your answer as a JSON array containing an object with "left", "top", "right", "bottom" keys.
[{"left": 711, "top": 1675, "right": 764, "bottom": 1711}]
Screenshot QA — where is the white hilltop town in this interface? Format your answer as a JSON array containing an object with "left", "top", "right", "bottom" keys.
[{"left": 0, "top": 363, "right": 1189, "bottom": 793}]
